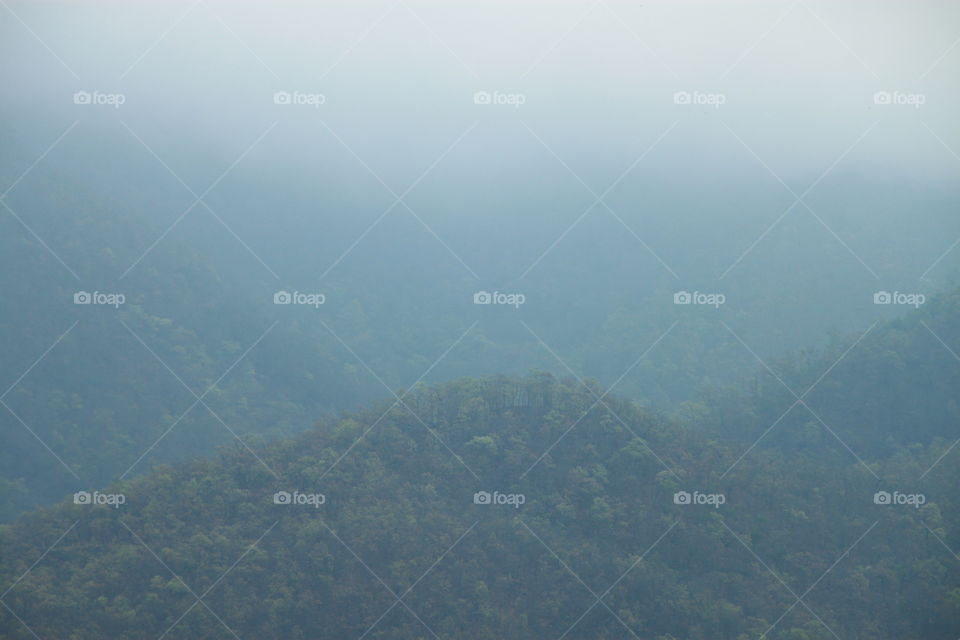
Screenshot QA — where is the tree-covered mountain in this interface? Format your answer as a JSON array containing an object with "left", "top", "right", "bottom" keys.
[
  {"left": 687, "top": 287, "right": 960, "bottom": 460},
  {"left": 2, "top": 288, "right": 959, "bottom": 639},
  {"left": 3, "top": 3, "right": 959, "bottom": 638},
  {"left": 3, "top": 122, "right": 955, "bottom": 521}
]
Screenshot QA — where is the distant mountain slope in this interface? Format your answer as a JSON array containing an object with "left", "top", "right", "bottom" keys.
[
  {"left": 0, "top": 134, "right": 365, "bottom": 520},
  {"left": 2, "top": 121, "right": 956, "bottom": 526},
  {"left": 2, "top": 373, "right": 957, "bottom": 639},
  {"left": 688, "top": 287, "right": 960, "bottom": 460}
]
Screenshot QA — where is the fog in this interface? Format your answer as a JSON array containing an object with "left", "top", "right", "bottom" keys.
[{"left": 1, "top": 4, "right": 960, "bottom": 636}]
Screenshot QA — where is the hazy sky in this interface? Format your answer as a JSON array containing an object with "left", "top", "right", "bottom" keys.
[
  {"left": 3, "top": 1, "right": 959, "bottom": 185},
  {"left": 2, "top": 1, "right": 958, "bottom": 300}
]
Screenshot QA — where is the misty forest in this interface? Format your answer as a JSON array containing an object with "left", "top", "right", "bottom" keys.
[{"left": 1, "top": 2, "right": 959, "bottom": 639}]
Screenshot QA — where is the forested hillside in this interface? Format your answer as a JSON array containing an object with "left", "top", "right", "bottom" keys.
[
  {"left": 2, "top": 288, "right": 959, "bottom": 639},
  {"left": 688, "top": 287, "right": 960, "bottom": 460},
  {"left": 3, "top": 2, "right": 959, "bottom": 637},
  {"left": 2, "top": 123, "right": 954, "bottom": 520}
]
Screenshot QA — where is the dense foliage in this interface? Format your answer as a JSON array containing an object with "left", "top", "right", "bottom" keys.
[
  {"left": 2, "top": 355, "right": 958, "bottom": 639},
  {"left": 2, "top": 127, "right": 955, "bottom": 521}
]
